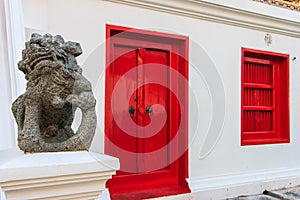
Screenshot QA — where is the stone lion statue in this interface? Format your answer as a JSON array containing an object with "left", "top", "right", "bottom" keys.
[{"left": 12, "top": 33, "right": 97, "bottom": 153}]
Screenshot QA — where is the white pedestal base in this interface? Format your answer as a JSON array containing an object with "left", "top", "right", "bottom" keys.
[{"left": 0, "top": 149, "right": 119, "bottom": 200}]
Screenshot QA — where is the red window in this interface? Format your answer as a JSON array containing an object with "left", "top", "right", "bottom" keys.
[{"left": 241, "top": 48, "right": 290, "bottom": 145}]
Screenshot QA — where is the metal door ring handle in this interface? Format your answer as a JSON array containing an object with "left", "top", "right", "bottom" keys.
[
  {"left": 128, "top": 106, "right": 135, "bottom": 114},
  {"left": 146, "top": 106, "right": 152, "bottom": 114}
]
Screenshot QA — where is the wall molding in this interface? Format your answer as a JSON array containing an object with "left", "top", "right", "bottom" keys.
[{"left": 104, "top": 0, "right": 300, "bottom": 38}]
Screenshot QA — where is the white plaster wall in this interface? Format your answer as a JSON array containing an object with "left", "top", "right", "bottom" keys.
[
  {"left": 22, "top": 0, "right": 48, "bottom": 32},
  {"left": 21, "top": 0, "right": 300, "bottom": 197}
]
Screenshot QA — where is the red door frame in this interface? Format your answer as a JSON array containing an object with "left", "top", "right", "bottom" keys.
[{"left": 105, "top": 24, "right": 190, "bottom": 199}]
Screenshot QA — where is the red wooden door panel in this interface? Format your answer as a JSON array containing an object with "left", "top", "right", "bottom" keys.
[
  {"left": 137, "top": 48, "right": 169, "bottom": 172},
  {"left": 108, "top": 46, "right": 171, "bottom": 173},
  {"left": 107, "top": 45, "right": 139, "bottom": 174},
  {"left": 107, "top": 47, "right": 171, "bottom": 172}
]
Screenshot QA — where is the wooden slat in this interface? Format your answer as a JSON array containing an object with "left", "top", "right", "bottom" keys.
[
  {"left": 244, "top": 57, "right": 272, "bottom": 65},
  {"left": 242, "top": 131, "right": 275, "bottom": 135},
  {"left": 243, "top": 83, "right": 274, "bottom": 89},
  {"left": 242, "top": 106, "right": 274, "bottom": 111}
]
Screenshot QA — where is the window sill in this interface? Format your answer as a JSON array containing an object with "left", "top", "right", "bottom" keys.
[{"left": 241, "top": 138, "right": 290, "bottom": 146}]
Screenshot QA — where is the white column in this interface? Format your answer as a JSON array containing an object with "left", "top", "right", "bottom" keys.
[
  {"left": 0, "top": 0, "right": 26, "bottom": 151},
  {"left": 0, "top": 191, "right": 5, "bottom": 200}
]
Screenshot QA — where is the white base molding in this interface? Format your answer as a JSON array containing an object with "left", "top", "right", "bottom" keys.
[
  {"left": 151, "top": 168, "right": 300, "bottom": 199},
  {"left": 186, "top": 168, "right": 300, "bottom": 199},
  {"left": 0, "top": 149, "right": 119, "bottom": 200}
]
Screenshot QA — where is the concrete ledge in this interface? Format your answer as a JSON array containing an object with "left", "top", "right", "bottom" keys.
[{"left": 0, "top": 150, "right": 119, "bottom": 200}]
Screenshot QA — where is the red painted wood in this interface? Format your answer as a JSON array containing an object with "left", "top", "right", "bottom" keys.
[
  {"left": 107, "top": 45, "right": 139, "bottom": 173},
  {"left": 241, "top": 48, "right": 290, "bottom": 146},
  {"left": 137, "top": 49, "right": 169, "bottom": 172},
  {"left": 105, "top": 24, "right": 190, "bottom": 199}
]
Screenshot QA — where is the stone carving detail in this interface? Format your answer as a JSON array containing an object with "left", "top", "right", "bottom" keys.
[{"left": 12, "top": 33, "right": 97, "bottom": 153}]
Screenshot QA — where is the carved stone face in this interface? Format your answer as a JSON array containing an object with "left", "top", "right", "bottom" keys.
[
  {"left": 12, "top": 33, "right": 97, "bottom": 153},
  {"left": 18, "top": 33, "right": 82, "bottom": 80}
]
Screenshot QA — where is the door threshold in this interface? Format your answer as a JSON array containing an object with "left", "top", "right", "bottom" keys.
[{"left": 110, "top": 185, "right": 190, "bottom": 200}]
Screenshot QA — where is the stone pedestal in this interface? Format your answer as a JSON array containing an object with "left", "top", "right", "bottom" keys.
[{"left": 0, "top": 149, "right": 119, "bottom": 200}]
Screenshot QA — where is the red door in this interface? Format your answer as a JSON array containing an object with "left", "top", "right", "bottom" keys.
[{"left": 105, "top": 25, "right": 189, "bottom": 199}]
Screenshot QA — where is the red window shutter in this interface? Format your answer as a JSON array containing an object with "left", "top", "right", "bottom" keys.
[{"left": 241, "top": 48, "right": 290, "bottom": 145}]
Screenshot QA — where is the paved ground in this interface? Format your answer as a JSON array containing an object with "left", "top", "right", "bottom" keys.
[
  {"left": 151, "top": 186, "right": 300, "bottom": 200},
  {"left": 230, "top": 187, "right": 300, "bottom": 200}
]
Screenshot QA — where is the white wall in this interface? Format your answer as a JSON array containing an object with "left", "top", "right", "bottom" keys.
[
  {"left": 22, "top": 0, "right": 48, "bottom": 32},
  {"left": 21, "top": 0, "right": 300, "bottom": 198}
]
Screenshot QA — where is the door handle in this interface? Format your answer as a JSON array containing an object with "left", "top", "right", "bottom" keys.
[
  {"left": 128, "top": 106, "right": 135, "bottom": 114},
  {"left": 146, "top": 106, "right": 152, "bottom": 115}
]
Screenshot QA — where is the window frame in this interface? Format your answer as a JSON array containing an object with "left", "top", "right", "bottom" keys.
[{"left": 241, "top": 48, "right": 290, "bottom": 146}]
